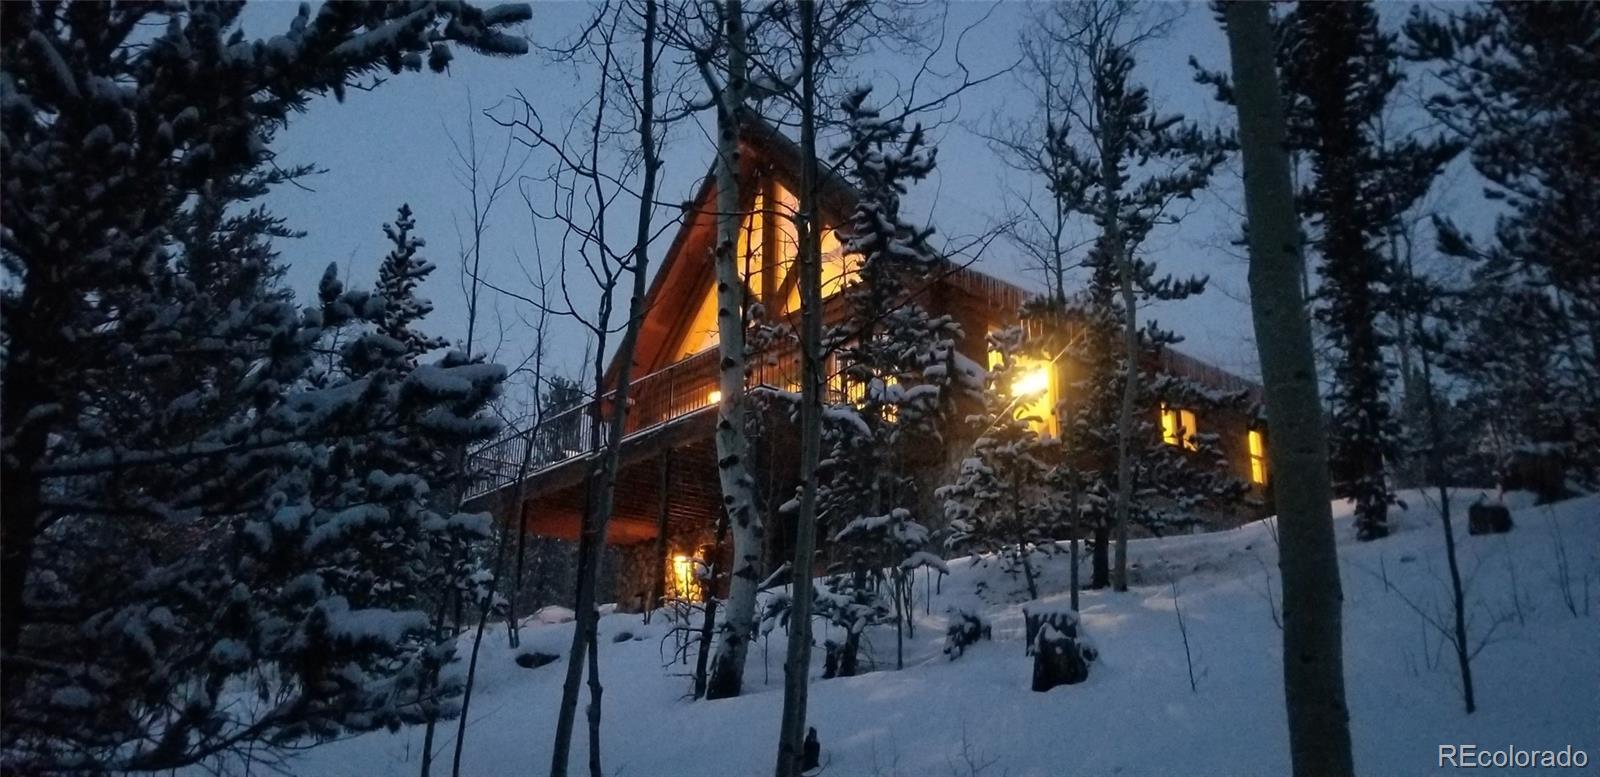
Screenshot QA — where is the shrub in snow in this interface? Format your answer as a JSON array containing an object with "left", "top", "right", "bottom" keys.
[
  {"left": 943, "top": 609, "right": 992, "bottom": 660},
  {"left": 515, "top": 652, "right": 561, "bottom": 670},
  {"left": 1467, "top": 500, "right": 1513, "bottom": 535}
]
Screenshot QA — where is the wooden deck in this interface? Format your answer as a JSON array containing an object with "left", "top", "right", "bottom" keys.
[{"left": 463, "top": 341, "right": 804, "bottom": 544}]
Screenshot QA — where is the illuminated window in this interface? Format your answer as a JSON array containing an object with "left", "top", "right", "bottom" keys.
[
  {"left": 739, "top": 190, "right": 765, "bottom": 292},
  {"left": 670, "top": 554, "right": 701, "bottom": 600},
  {"left": 677, "top": 284, "right": 723, "bottom": 358},
  {"left": 988, "top": 349, "right": 1059, "bottom": 437},
  {"left": 1161, "top": 404, "right": 1198, "bottom": 451},
  {"left": 1248, "top": 429, "right": 1267, "bottom": 484}
]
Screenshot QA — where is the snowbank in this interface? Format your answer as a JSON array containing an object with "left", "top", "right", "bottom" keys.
[{"left": 218, "top": 490, "right": 1600, "bottom": 776}]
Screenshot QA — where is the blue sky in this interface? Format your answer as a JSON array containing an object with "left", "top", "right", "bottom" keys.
[{"left": 246, "top": 1, "right": 1482, "bottom": 399}]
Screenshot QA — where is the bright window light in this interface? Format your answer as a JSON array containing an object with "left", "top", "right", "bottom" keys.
[{"left": 1012, "top": 368, "right": 1051, "bottom": 397}]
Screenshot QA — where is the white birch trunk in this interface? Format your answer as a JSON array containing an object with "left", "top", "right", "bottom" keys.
[{"left": 706, "top": 0, "right": 761, "bottom": 701}]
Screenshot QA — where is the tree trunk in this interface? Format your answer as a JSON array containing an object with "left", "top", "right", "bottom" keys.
[
  {"left": 650, "top": 451, "right": 673, "bottom": 616},
  {"left": 550, "top": 480, "right": 601, "bottom": 777},
  {"left": 693, "top": 524, "right": 726, "bottom": 699},
  {"left": 1069, "top": 465, "right": 1081, "bottom": 611},
  {"left": 706, "top": 0, "right": 762, "bottom": 702},
  {"left": 1021, "top": 547, "right": 1040, "bottom": 601},
  {"left": 1101, "top": 123, "right": 1135, "bottom": 592},
  {"left": 775, "top": 3, "right": 825, "bottom": 771},
  {"left": 450, "top": 609, "right": 491, "bottom": 777},
  {"left": 1223, "top": 4, "right": 1355, "bottom": 775},
  {"left": 585, "top": 616, "right": 605, "bottom": 777},
  {"left": 1414, "top": 307, "right": 1475, "bottom": 713},
  {"left": 1091, "top": 524, "right": 1110, "bottom": 589},
  {"left": 550, "top": 4, "right": 661, "bottom": 773},
  {"left": 1111, "top": 230, "right": 1137, "bottom": 593},
  {"left": 509, "top": 503, "right": 529, "bottom": 648}
]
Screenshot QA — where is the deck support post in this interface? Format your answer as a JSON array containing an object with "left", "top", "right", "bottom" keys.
[{"left": 650, "top": 449, "right": 673, "bottom": 613}]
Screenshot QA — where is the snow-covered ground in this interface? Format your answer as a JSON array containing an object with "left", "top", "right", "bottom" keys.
[{"left": 260, "top": 491, "right": 1598, "bottom": 776}]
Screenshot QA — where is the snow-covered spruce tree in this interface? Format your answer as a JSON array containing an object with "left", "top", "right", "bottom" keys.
[
  {"left": 1054, "top": 246, "right": 1250, "bottom": 589},
  {"left": 1404, "top": 2, "right": 1600, "bottom": 492},
  {"left": 808, "top": 87, "right": 972, "bottom": 676},
  {"left": 1024, "top": 0, "right": 1229, "bottom": 591},
  {"left": 1276, "top": 0, "right": 1459, "bottom": 539},
  {"left": 2, "top": 208, "right": 505, "bottom": 772},
  {"left": 938, "top": 327, "right": 1067, "bottom": 602},
  {"left": 0, "top": 4, "right": 527, "bottom": 770}
]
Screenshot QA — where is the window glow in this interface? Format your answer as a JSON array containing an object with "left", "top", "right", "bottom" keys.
[
  {"left": 670, "top": 554, "right": 700, "bottom": 600},
  {"left": 987, "top": 347, "right": 1059, "bottom": 436},
  {"left": 1012, "top": 367, "right": 1051, "bottom": 397},
  {"left": 1161, "top": 405, "right": 1199, "bottom": 451},
  {"left": 1248, "top": 429, "right": 1267, "bottom": 484}
]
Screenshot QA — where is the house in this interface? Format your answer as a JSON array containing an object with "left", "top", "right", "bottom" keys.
[{"left": 465, "top": 120, "right": 1269, "bottom": 609}]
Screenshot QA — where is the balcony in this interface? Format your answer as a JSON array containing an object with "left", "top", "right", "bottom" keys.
[{"left": 467, "top": 346, "right": 803, "bottom": 502}]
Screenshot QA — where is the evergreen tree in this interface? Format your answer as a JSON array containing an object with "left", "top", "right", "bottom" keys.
[
  {"left": 1276, "top": 0, "right": 1459, "bottom": 539},
  {"left": 938, "top": 327, "right": 1067, "bottom": 602},
  {"left": 1053, "top": 250, "right": 1252, "bottom": 590},
  {"left": 2, "top": 212, "right": 505, "bottom": 772},
  {"left": 1023, "top": 0, "right": 1229, "bottom": 589},
  {"left": 808, "top": 88, "right": 974, "bottom": 676},
  {"left": 1404, "top": 2, "right": 1600, "bottom": 491},
  {"left": 0, "top": 4, "right": 527, "bottom": 770}
]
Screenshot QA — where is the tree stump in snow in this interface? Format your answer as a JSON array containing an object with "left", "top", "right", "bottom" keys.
[
  {"left": 1025, "top": 606, "right": 1094, "bottom": 692},
  {"left": 802, "top": 727, "right": 821, "bottom": 773},
  {"left": 1468, "top": 501, "right": 1513, "bottom": 535}
]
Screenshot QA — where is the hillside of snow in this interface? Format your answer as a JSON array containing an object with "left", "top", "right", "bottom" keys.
[{"left": 249, "top": 491, "right": 1597, "bottom": 776}]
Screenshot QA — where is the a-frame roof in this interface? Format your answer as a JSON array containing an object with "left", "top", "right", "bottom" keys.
[{"left": 605, "top": 119, "right": 861, "bottom": 386}]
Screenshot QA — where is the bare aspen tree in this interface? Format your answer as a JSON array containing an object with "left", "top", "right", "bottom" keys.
[
  {"left": 502, "top": 293, "right": 554, "bottom": 649},
  {"left": 495, "top": 1, "right": 668, "bottom": 772},
  {"left": 774, "top": 1, "right": 824, "bottom": 771},
  {"left": 1221, "top": 2, "right": 1355, "bottom": 774},
  {"left": 697, "top": 0, "right": 768, "bottom": 701},
  {"left": 426, "top": 102, "right": 529, "bottom": 777}
]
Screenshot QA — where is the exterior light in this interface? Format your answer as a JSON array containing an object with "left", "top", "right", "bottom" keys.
[
  {"left": 1012, "top": 367, "right": 1050, "bottom": 397},
  {"left": 671, "top": 554, "right": 699, "bottom": 599},
  {"left": 708, "top": 389, "right": 722, "bottom": 404}
]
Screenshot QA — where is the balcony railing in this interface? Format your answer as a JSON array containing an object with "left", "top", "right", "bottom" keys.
[{"left": 467, "top": 346, "right": 803, "bottom": 501}]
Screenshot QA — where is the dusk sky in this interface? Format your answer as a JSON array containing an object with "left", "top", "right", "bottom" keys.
[{"left": 247, "top": 1, "right": 1479, "bottom": 397}]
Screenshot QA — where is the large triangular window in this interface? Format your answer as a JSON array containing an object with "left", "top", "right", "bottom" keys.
[{"left": 670, "top": 177, "right": 857, "bottom": 359}]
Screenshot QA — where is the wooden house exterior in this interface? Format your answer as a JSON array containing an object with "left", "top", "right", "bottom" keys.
[{"left": 465, "top": 121, "right": 1270, "bottom": 609}]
